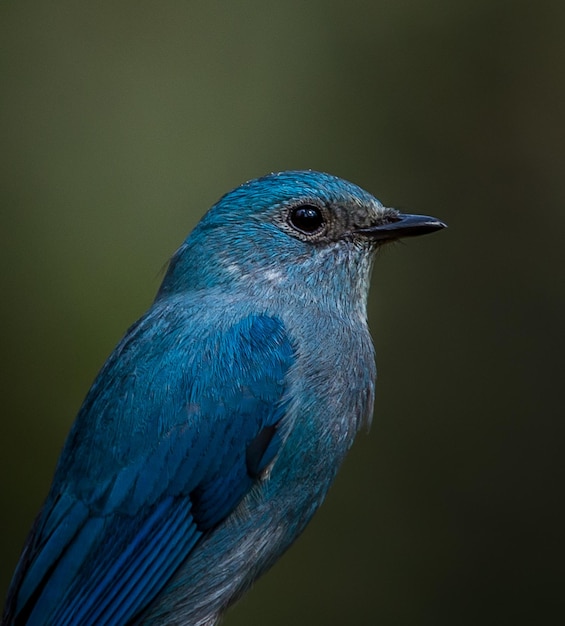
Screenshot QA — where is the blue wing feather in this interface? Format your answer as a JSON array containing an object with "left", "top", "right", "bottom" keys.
[
  {"left": 57, "top": 497, "right": 198, "bottom": 625},
  {"left": 6, "top": 308, "right": 295, "bottom": 625}
]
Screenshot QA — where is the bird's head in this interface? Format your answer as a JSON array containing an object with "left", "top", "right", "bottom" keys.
[{"left": 157, "top": 171, "right": 445, "bottom": 307}]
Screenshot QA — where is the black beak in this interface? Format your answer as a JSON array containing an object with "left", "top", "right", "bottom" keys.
[{"left": 355, "top": 213, "right": 447, "bottom": 241}]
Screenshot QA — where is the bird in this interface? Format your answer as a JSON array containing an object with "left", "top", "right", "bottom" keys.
[{"left": 3, "top": 170, "right": 446, "bottom": 625}]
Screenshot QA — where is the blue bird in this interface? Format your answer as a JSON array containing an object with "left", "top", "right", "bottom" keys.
[{"left": 3, "top": 171, "right": 445, "bottom": 625}]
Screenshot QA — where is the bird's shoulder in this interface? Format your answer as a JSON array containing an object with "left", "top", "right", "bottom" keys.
[{"left": 61, "top": 295, "right": 296, "bottom": 503}]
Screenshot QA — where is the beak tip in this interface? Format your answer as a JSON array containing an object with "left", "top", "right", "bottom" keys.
[{"left": 429, "top": 219, "right": 448, "bottom": 232}]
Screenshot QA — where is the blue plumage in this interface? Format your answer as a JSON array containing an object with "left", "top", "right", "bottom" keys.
[{"left": 3, "top": 171, "right": 445, "bottom": 625}]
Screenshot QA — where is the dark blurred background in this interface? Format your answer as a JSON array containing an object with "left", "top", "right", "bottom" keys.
[{"left": 1, "top": 1, "right": 564, "bottom": 624}]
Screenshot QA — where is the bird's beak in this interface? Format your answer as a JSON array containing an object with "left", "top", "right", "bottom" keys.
[{"left": 355, "top": 213, "right": 447, "bottom": 241}]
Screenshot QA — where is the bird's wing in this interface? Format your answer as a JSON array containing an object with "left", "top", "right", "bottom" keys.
[{"left": 5, "top": 311, "right": 295, "bottom": 626}]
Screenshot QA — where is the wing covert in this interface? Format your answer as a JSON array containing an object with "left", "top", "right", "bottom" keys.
[{"left": 5, "top": 311, "right": 295, "bottom": 625}]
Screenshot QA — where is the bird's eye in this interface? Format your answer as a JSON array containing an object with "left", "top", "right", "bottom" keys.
[{"left": 288, "top": 205, "right": 325, "bottom": 235}]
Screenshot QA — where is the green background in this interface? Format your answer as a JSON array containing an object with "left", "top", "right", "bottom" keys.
[{"left": 1, "top": 1, "right": 564, "bottom": 624}]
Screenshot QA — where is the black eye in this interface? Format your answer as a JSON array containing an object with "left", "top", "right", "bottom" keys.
[{"left": 288, "top": 205, "right": 325, "bottom": 234}]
